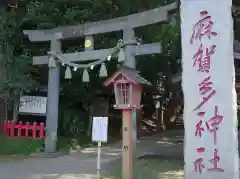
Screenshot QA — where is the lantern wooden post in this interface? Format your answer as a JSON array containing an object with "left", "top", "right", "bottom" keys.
[{"left": 122, "top": 109, "right": 133, "bottom": 179}]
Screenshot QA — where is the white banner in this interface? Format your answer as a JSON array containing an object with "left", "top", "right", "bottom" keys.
[
  {"left": 180, "top": 0, "right": 239, "bottom": 179},
  {"left": 19, "top": 96, "right": 47, "bottom": 115}
]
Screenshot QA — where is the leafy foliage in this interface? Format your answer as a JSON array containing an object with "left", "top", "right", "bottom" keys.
[{"left": 0, "top": 8, "right": 38, "bottom": 108}]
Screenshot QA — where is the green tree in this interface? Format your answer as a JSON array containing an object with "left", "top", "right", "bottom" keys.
[{"left": 0, "top": 8, "right": 38, "bottom": 122}]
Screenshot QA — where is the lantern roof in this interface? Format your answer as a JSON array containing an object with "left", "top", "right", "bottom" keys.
[{"left": 104, "top": 66, "right": 151, "bottom": 86}]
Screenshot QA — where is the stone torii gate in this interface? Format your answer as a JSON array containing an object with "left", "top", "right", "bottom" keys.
[{"left": 23, "top": 3, "right": 177, "bottom": 153}]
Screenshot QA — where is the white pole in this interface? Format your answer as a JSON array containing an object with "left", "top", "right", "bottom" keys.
[{"left": 97, "top": 142, "right": 101, "bottom": 179}]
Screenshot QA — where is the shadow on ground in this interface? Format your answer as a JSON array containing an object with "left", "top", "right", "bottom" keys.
[{"left": 103, "top": 156, "right": 184, "bottom": 179}]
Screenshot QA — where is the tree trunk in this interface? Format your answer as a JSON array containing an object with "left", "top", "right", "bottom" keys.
[
  {"left": 136, "top": 109, "right": 142, "bottom": 139},
  {"left": 12, "top": 94, "right": 19, "bottom": 121},
  {"left": 163, "top": 93, "right": 183, "bottom": 129},
  {"left": 0, "top": 98, "right": 7, "bottom": 135},
  {"left": 155, "top": 106, "right": 161, "bottom": 134},
  {"left": 87, "top": 105, "right": 93, "bottom": 137},
  {"left": 160, "top": 100, "right": 166, "bottom": 131}
]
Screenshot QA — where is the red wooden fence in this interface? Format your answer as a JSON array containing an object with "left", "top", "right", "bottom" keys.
[{"left": 2, "top": 120, "right": 45, "bottom": 139}]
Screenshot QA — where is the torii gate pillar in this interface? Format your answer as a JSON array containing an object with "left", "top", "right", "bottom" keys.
[{"left": 45, "top": 40, "right": 61, "bottom": 153}]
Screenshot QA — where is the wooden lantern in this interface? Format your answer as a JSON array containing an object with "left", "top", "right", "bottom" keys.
[{"left": 104, "top": 66, "right": 151, "bottom": 109}]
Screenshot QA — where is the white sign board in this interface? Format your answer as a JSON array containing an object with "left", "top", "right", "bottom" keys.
[
  {"left": 92, "top": 117, "right": 108, "bottom": 142},
  {"left": 19, "top": 96, "right": 47, "bottom": 115},
  {"left": 180, "top": 0, "right": 239, "bottom": 179}
]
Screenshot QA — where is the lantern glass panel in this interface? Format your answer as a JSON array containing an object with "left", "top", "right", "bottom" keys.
[{"left": 117, "top": 83, "right": 130, "bottom": 104}]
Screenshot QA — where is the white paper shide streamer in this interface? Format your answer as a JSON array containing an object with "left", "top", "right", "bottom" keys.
[{"left": 180, "top": 0, "right": 239, "bottom": 179}]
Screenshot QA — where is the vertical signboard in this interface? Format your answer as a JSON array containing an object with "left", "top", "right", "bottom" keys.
[
  {"left": 91, "top": 117, "right": 108, "bottom": 179},
  {"left": 180, "top": 0, "right": 239, "bottom": 178},
  {"left": 92, "top": 117, "right": 108, "bottom": 143}
]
